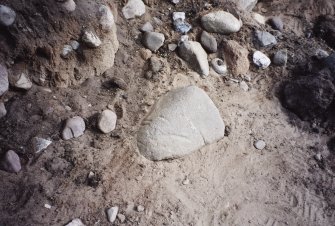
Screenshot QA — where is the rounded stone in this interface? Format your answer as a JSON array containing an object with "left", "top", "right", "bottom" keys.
[
  {"left": 122, "top": 0, "right": 146, "bottom": 19},
  {"left": 269, "top": 16, "right": 284, "bottom": 31},
  {"left": 254, "top": 140, "right": 266, "bottom": 150},
  {"left": 98, "top": 5, "right": 115, "bottom": 31},
  {"left": 82, "top": 30, "right": 102, "bottom": 48},
  {"left": 253, "top": 51, "right": 271, "bottom": 69},
  {"left": 201, "top": 11, "right": 242, "bottom": 34},
  {"left": 62, "top": 116, "right": 86, "bottom": 140},
  {"left": 98, "top": 110, "right": 117, "bottom": 134},
  {"left": 0, "top": 5, "right": 16, "bottom": 26},
  {"left": 273, "top": 49, "right": 287, "bottom": 66},
  {"left": 137, "top": 86, "right": 225, "bottom": 161},
  {"left": 1, "top": 150, "right": 21, "bottom": 173},
  {"left": 200, "top": 31, "right": 217, "bottom": 53}
]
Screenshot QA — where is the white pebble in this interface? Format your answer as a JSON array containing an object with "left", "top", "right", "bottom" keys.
[{"left": 254, "top": 140, "right": 266, "bottom": 150}]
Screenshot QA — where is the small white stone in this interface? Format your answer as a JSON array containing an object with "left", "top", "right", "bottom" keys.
[
  {"left": 122, "top": 0, "right": 146, "bottom": 19},
  {"left": 82, "top": 30, "right": 101, "bottom": 48},
  {"left": 240, "top": 81, "right": 249, "bottom": 92},
  {"left": 315, "top": 49, "right": 329, "bottom": 60},
  {"left": 140, "top": 22, "right": 154, "bottom": 32},
  {"left": 172, "top": 12, "right": 185, "bottom": 21},
  {"left": 98, "top": 110, "right": 117, "bottom": 134},
  {"left": 31, "top": 137, "right": 52, "bottom": 153},
  {"left": 315, "top": 153, "right": 322, "bottom": 161},
  {"left": 62, "top": 0, "right": 76, "bottom": 12},
  {"left": 182, "top": 178, "right": 190, "bottom": 185},
  {"left": 61, "top": 45, "right": 73, "bottom": 58},
  {"left": 44, "top": 204, "right": 52, "bottom": 209},
  {"left": 254, "top": 140, "right": 266, "bottom": 150},
  {"left": 65, "top": 218, "right": 85, "bottom": 226},
  {"left": 70, "top": 41, "right": 80, "bottom": 50},
  {"left": 253, "top": 51, "right": 271, "bottom": 69},
  {"left": 168, "top": 43, "right": 177, "bottom": 51},
  {"left": 106, "top": 206, "right": 118, "bottom": 223},
  {"left": 15, "top": 72, "right": 33, "bottom": 90},
  {"left": 171, "top": 0, "right": 180, "bottom": 4},
  {"left": 137, "top": 205, "right": 145, "bottom": 212},
  {"left": 62, "top": 116, "right": 86, "bottom": 140},
  {"left": 211, "top": 58, "right": 227, "bottom": 75}
]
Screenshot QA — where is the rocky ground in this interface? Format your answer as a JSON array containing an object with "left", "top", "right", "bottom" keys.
[{"left": 1, "top": 0, "right": 335, "bottom": 225}]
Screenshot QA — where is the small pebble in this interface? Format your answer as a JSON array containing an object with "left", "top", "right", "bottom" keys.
[
  {"left": 15, "top": 73, "right": 33, "bottom": 90},
  {"left": 240, "top": 81, "right": 249, "bottom": 92},
  {"left": 200, "top": 31, "right": 217, "bottom": 53},
  {"left": 140, "top": 22, "right": 154, "bottom": 32},
  {"left": 70, "top": 41, "right": 80, "bottom": 50},
  {"left": 273, "top": 49, "right": 287, "bottom": 66},
  {"left": 98, "top": 110, "right": 117, "bottom": 134},
  {"left": 62, "top": 116, "right": 85, "bottom": 140},
  {"left": 253, "top": 51, "right": 271, "bottom": 69},
  {"left": 269, "top": 16, "right": 284, "bottom": 31},
  {"left": 62, "top": 0, "right": 76, "bottom": 12},
  {"left": 182, "top": 178, "right": 190, "bottom": 185},
  {"left": 98, "top": 5, "right": 115, "bottom": 31},
  {"left": 82, "top": 30, "right": 101, "bottom": 48},
  {"left": 314, "top": 153, "right": 322, "bottom": 161},
  {"left": 117, "top": 214, "right": 126, "bottom": 223},
  {"left": 61, "top": 45, "right": 73, "bottom": 58},
  {"left": 122, "top": 0, "right": 146, "bottom": 19},
  {"left": 65, "top": 218, "right": 85, "bottom": 226},
  {"left": 254, "top": 140, "right": 266, "bottom": 150},
  {"left": 31, "top": 137, "right": 52, "bottom": 153},
  {"left": 315, "top": 49, "right": 329, "bottom": 60},
  {"left": 168, "top": 43, "right": 177, "bottom": 51},
  {"left": 143, "top": 32, "right": 165, "bottom": 52},
  {"left": 44, "top": 204, "right": 52, "bottom": 209},
  {"left": 0, "top": 102, "right": 6, "bottom": 118},
  {"left": 211, "top": 58, "right": 227, "bottom": 75},
  {"left": 136, "top": 205, "right": 145, "bottom": 212},
  {"left": 0, "top": 150, "right": 21, "bottom": 173},
  {"left": 139, "top": 48, "right": 152, "bottom": 60},
  {"left": 106, "top": 206, "right": 118, "bottom": 223},
  {"left": 254, "top": 30, "right": 277, "bottom": 47}
]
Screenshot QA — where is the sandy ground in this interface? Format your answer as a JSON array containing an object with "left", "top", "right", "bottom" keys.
[{"left": 1, "top": 0, "right": 335, "bottom": 225}]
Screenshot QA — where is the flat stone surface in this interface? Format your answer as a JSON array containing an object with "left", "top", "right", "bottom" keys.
[
  {"left": 143, "top": 32, "right": 165, "bottom": 52},
  {"left": 98, "top": 110, "right": 117, "bottom": 134},
  {"left": 201, "top": 11, "right": 242, "bottom": 34},
  {"left": 140, "top": 22, "right": 154, "bottom": 32},
  {"left": 62, "top": 116, "right": 85, "bottom": 140},
  {"left": 178, "top": 41, "right": 209, "bottom": 76},
  {"left": 122, "top": 0, "right": 145, "bottom": 19},
  {"left": 1, "top": 150, "right": 21, "bottom": 173},
  {"left": 200, "top": 31, "right": 217, "bottom": 53},
  {"left": 0, "top": 64, "right": 9, "bottom": 96},
  {"left": 31, "top": 137, "right": 52, "bottom": 153},
  {"left": 15, "top": 73, "right": 33, "bottom": 90},
  {"left": 252, "top": 12, "right": 266, "bottom": 25},
  {"left": 253, "top": 51, "right": 271, "bottom": 69},
  {"left": 0, "top": 5, "right": 16, "bottom": 26},
  {"left": 137, "top": 86, "right": 225, "bottom": 161}
]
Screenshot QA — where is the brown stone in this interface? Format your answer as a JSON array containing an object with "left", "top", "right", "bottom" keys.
[{"left": 222, "top": 40, "right": 250, "bottom": 76}]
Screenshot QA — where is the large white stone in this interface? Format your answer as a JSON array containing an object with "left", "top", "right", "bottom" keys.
[
  {"left": 253, "top": 51, "right": 271, "bottom": 69},
  {"left": 178, "top": 41, "right": 209, "bottom": 76},
  {"left": 122, "top": 0, "right": 146, "bottom": 19},
  {"left": 137, "top": 86, "right": 225, "bottom": 161},
  {"left": 201, "top": 11, "right": 242, "bottom": 34},
  {"left": 62, "top": 116, "right": 85, "bottom": 140},
  {"left": 0, "top": 5, "right": 16, "bottom": 26}
]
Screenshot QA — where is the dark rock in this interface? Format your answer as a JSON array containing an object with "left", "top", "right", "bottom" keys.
[
  {"left": 284, "top": 73, "right": 335, "bottom": 120},
  {"left": 200, "top": 31, "right": 217, "bottom": 53},
  {"left": 1, "top": 150, "right": 21, "bottom": 173},
  {"left": 269, "top": 17, "right": 284, "bottom": 31},
  {"left": 314, "top": 16, "right": 335, "bottom": 50}
]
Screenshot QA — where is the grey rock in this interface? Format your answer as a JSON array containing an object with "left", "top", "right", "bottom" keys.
[
  {"left": 98, "top": 110, "right": 117, "bottom": 134},
  {"left": 269, "top": 16, "right": 283, "bottom": 31},
  {"left": 178, "top": 41, "right": 209, "bottom": 76},
  {"left": 252, "top": 12, "right": 266, "bottom": 25},
  {"left": 15, "top": 72, "right": 32, "bottom": 90},
  {"left": 82, "top": 30, "right": 102, "bottom": 48},
  {"left": 31, "top": 137, "right": 52, "bottom": 153},
  {"left": 0, "top": 5, "right": 16, "bottom": 26},
  {"left": 62, "top": 0, "right": 76, "bottom": 12},
  {"left": 106, "top": 206, "right": 118, "bottom": 223},
  {"left": 172, "top": 12, "right": 192, "bottom": 33},
  {"left": 70, "top": 40, "right": 80, "bottom": 50},
  {"left": 201, "top": 11, "right": 242, "bottom": 34},
  {"left": 273, "top": 49, "right": 287, "bottom": 66},
  {"left": 143, "top": 32, "right": 165, "bottom": 52},
  {"left": 254, "top": 30, "right": 277, "bottom": 47},
  {"left": 254, "top": 140, "right": 266, "bottom": 150},
  {"left": 253, "top": 51, "right": 271, "bottom": 69},
  {"left": 1, "top": 150, "right": 21, "bottom": 173},
  {"left": 137, "top": 86, "right": 225, "bottom": 160},
  {"left": 0, "top": 64, "right": 9, "bottom": 96},
  {"left": 200, "top": 31, "right": 217, "bottom": 53},
  {"left": 122, "top": 0, "right": 146, "bottom": 19},
  {"left": 171, "top": 0, "right": 180, "bottom": 4},
  {"left": 0, "top": 102, "right": 6, "bottom": 118},
  {"left": 315, "top": 49, "right": 329, "bottom": 60},
  {"left": 237, "top": 0, "right": 258, "bottom": 11},
  {"left": 62, "top": 116, "right": 85, "bottom": 140},
  {"left": 65, "top": 219, "right": 85, "bottom": 226},
  {"left": 98, "top": 5, "right": 115, "bottom": 31},
  {"left": 140, "top": 22, "right": 154, "bottom": 32},
  {"left": 211, "top": 58, "right": 227, "bottom": 75},
  {"left": 61, "top": 45, "right": 73, "bottom": 58},
  {"left": 168, "top": 43, "right": 177, "bottom": 51}
]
